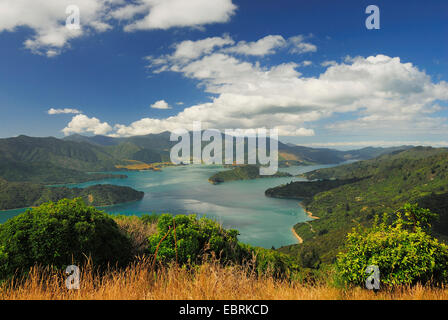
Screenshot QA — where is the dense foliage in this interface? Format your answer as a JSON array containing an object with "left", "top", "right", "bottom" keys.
[
  {"left": 0, "top": 198, "right": 132, "bottom": 279},
  {"left": 0, "top": 178, "right": 144, "bottom": 210},
  {"left": 0, "top": 161, "right": 126, "bottom": 184},
  {"left": 148, "top": 214, "right": 242, "bottom": 264},
  {"left": 209, "top": 165, "right": 291, "bottom": 184},
  {"left": 336, "top": 205, "right": 448, "bottom": 287},
  {"left": 147, "top": 214, "right": 297, "bottom": 276},
  {"left": 0, "top": 135, "right": 409, "bottom": 184},
  {"left": 278, "top": 147, "right": 448, "bottom": 265},
  {"left": 280, "top": 147, "right": 448, "bottom": 264},
  {"left": 265, "top": 178, "right": 360, "bottom": 199}
]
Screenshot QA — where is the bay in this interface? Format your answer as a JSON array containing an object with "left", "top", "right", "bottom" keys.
[{"left": 0, "top": 164, "right": 337, "bottom": 248}]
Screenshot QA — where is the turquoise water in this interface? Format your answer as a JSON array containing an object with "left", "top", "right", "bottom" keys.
[{"left": 0, "top": 164, "right": 336, "bottom": 248}]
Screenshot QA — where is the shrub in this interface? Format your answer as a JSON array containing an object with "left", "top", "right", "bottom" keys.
[
  {"left": 147, "top": 214, "right": 298, "bottom": 277},
  {"left": 0, "top": 198, "right": 132, "bottom": 279},
  {"left": 148, "top": 214, "right": 242, "bottom": 265},
  {"left": 113, "top": 215, "right": 157, "bottom": 257},
  {"left": 336, "top": 204, "right": 448, "bottom": 287},
  {"left": 239, "top": 243, "right": 298, "bottom": 277}
]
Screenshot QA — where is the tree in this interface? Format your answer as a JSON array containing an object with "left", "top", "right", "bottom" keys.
[
  {"left": 397, "top": 203, "right": 437, "bottom": 232},
  {"left": 147, "top": 214, "right": 241, "bottom": 265},
  {"left": 336, "top": 204, "right": 448, "bottom": 287},
  {"left": 0, "top": 198, "right": 132, "bottom": 280}
]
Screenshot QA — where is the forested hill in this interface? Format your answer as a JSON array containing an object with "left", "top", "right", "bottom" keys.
[
  {"left": 0, "top": 178, "right": 144, "bottom": 210},
  {"left": 274, "top": 147, "right": 448, "bottom": 265},
  {"left": 0, "top": 134, "right": 411, "bottom": 184},
  {"left": 208, "top": 165, "right": 292, "bottom": 184}
]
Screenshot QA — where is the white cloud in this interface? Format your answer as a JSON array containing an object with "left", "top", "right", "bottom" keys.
[
  {"left": 116, "top": 0, "right": 237, "bottom": 32},
  {"left": 224, "top": 35, "right": 286, "bottom": 56},
  {"left": 321, "top": 60, "right": 337, "bottom": 67},
  {"left": 0, "top": 0, "right": 237, "bottom": 57},
  {"left": 288, "top": 35, "right": 317, "bottom": 54},
  {"left": 301, "top": 60, "right": 313, "bottom": 67},
  {"left": 0, "top": 0, "right": 113, "bottom": 57},
  {"left": 222, "top": 34, "right": 317, "bottom": 57},
  {"left": 54, "top": 33, "right": 448, "bottom": 138},
  {"left": 167, "top": 35, "right": 234, "bottom": 62},
  {"left": 62, "top": 114, "right": 112, "bottom": 136},
  {"left": 300, "top": 141, "right": 448, "bottom": 149},
  {"left": 114, "top": 44, "right": 448, "bottom": 137},
  {"left": 48, "top": 108, "right": 82, "bottom": 115},
  {"left": 150, "top": 100, "right": 172, "bottom": 109}
]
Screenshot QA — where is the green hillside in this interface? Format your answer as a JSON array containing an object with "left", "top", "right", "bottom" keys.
[
  {"left": 208, "top": 165, "right": 292, "bottom": 184},
  {"left": 0, "top": 134, "right": 413, "bottom": 185},
  {"left": 0, "top": 161, "right": 127, "bottom": 184},
  {"left": 273, "top": 147, "right": 448, "bottom": 266},
  {"left": 0, "top": 178, "right": 144, "bottom": 210},
  {"left": 265, "top": 178, "right": 361, "bottom": 199}
]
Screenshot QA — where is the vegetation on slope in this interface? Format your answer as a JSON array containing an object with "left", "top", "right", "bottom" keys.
[
  {"left": 0, "top": 198, "right": 133, "bottom": 279},
  {"left": 209, "top": 165, "right": 292, "bottom": 184},
  {"left": 0, "top": 161, "right": 126, "bottom": 184},
  {"left": 0, "top": 199, "right": 296, "bottom": 281},
  {"left": 0, "top": 134, "right": 411, "bottom": 184},
  {"left": 265, "top": 178, "right": 361, "bottom": 199},
  {"left": 276, "top": 147, "right": 448, "bottom": 265},
  {"left": 337, "top": 204, "right": 448, "bottom": 287},
  {"left": 0, "top": 178, "right": 144, "bottom": 210},
  {"left": 0, "top": 199, "right": 447, "bottom": 299},
  {"left": 3, "top": 260, "right": 448, "bottom": 300}
]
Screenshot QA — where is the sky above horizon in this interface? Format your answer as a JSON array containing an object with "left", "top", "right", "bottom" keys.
[{"left": 0, "top": 0, "right": 447, "bottom": 149}]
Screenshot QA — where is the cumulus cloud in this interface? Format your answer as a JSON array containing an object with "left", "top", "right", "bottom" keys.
[
  {"left": 301, "top": 140, "right": 448, "bottom": 148},
  {"left": 150, "top": 100, "right": 172, "bottom": 109},
  {"left": 222, "top": 35, "right": 317, "bottom": 56},
  {"left": 146, "top": 35, "right": 235, "bottom": 69},
  {"left": 0, "top": 0, "right": 237, "bottom": 57},
  {"left": 223, "top": 35, "right": 286, "bottom": 56},
  {"left": 0, "top": 0, "right": 114, "bottom": 57},
  {"left": 113, "top": 0, "right": 237, "bottom": 31},
  {"left": 56, "top": 34, "right": 448, "bottom": 138},
  {"left": 321, "top": 60, "right": 337, "bottom": 67},
  {"left": 48, "top": 108, "right": 82, "bottom": 115},
  {"left": 301, "top": 60, "right": 313, "bottom": 67},
  {"left": 111, "top": 38, "right": 448, "bottom": 137},
  {"left": 288, "top": 35, "right": 317, "bottom": 54},
  {"left": 62, "top": 114, "right": 112, "bottom": 136}
]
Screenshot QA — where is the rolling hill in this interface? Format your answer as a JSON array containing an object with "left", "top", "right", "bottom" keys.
[
  {"left": 270, "top": 147, "right": 448, "bottom": 266},
  {"left": 0, "top": 178, "right": 144, "bottom": 210},
  {"left": 0, "top": 133, "right": 412, "bottom": 185}
]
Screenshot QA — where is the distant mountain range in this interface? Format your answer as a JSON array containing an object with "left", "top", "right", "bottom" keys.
[
  {"left": 64, "top": 132, "right": 413, "bottom": 164},
  {"left": 0, "top": 133, "right": 413, "bottom": 184}
]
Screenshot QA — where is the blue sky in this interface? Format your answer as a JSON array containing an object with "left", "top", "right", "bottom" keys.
[{"left": 0, "top": 0, "right": 447, "bottom": 149}]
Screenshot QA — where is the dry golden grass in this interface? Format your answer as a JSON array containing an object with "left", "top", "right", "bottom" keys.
[
  {"left": 113, "top": 216, "right": 157, "bottom": 256},
  {"left": 1, "top": 260, "right": 447, "bottom": 300}
]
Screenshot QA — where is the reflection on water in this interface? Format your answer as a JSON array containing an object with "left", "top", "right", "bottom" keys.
[{"left": 0, "top": 164, "right": 337, "bottom": 248}]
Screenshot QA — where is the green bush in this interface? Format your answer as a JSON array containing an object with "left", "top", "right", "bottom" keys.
[
  {"left": 148, "top": 214, "right": 242, "bottom": 265},
  {"left": 239, "top": 243, "right": 298, "bottom": 277},
  {"left": 147, "top": 214, "right": 298, "bottom": 277},
  {"left": 0, "top": 198, "right": 132, "bottom": 279},
  {"left": 336, "top": 204, "right": 448, "bottom": 287}
]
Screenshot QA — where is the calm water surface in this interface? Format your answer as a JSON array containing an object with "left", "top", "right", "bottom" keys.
[{"left": 0, "top": 164, "right": 337, "bottom": 248}]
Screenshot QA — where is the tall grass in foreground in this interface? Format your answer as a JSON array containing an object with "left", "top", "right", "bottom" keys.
[{"left": 1, "top": 259, "right": 447, "bottom": 300}]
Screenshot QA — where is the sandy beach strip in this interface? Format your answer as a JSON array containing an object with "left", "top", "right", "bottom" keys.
[
  {"left": 299, "top": 203, "right": 320, "bottom": 219},
  {"left": 291, "top": 228, "right": 303, "bottom": 244}
]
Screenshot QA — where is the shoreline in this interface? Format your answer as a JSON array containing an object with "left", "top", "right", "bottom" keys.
[
  {"left": 299, "top": 203, "right": 319, "bottom": 219},
  {"left": 291, "top": 228, "right": 303, "bottom": 244},
  {"left": 289, "top": 202, "right": 320, "bottom": 245},
  {"left": 0, "top": 197, "right": 144, "bottom": 213}
]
